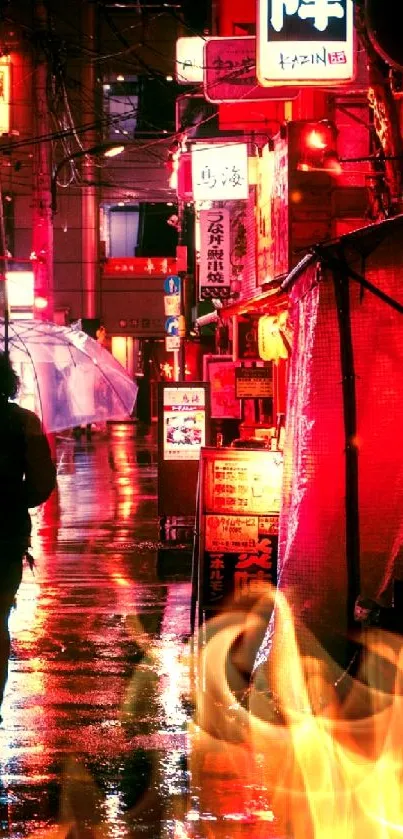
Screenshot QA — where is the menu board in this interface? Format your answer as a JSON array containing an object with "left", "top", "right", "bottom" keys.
[
  {"left": 203, "top": 450, "right": 283, "bottom": 515},
  {"left": 158, "top": 382, "right": 210, "bottom": 518},
  {"left": 235, "top": 366, "right": 273, "bottom": 399},
  {"left": 163, "top": 385, "right": 207, "bottom": 461},
  {"left": 197, "top": 448, "right": 283, "bottom": 616}
]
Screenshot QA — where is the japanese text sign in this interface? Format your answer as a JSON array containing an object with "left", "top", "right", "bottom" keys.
[
  {"left": 257, "top": 0, "right": 354, "bottom": 85},
  {"left": 103, "top": 257, "right": 177, "bottom": 276},
  {"left": 164, "top": 295, "right": 180, "bottom": 316},
  {"left": 191, "top": 142, "right": 249, "bottom": 201},
  {"left": 199, "top": 208, "right": 231, "bottom": 302},
  {"left": 162, "top": 385, "right": 206, "bottom": 461},
  {"left": 204, "top": 36, "right": 299, "bottom": 103}
]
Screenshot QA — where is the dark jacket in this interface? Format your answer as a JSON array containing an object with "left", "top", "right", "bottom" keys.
[{"left": 0, "top": 400, "right": 56, "bottom": 549}]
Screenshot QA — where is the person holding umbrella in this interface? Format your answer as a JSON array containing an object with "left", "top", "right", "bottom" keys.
[{"left": 0, "top": 351, "right": 56, "bottom": 721}]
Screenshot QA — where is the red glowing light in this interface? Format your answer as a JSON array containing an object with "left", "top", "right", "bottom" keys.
[
  {"left": 305, "top": 129, "right": 328, "bottom": 150},
  {"left": 298, "top": 121, "right": 341, "bottom": 175}
]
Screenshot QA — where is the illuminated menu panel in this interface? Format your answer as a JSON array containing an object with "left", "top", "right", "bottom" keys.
[
  {"left": 204, "top": 451, "right": 283, "bottom": 515},
  {"left": 163, "top": 386, "right": 206, "bottom": 461}
]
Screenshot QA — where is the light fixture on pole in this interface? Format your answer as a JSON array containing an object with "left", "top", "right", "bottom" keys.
[{"left": 51, "top": 142, "right": 125, "bottom": 215}]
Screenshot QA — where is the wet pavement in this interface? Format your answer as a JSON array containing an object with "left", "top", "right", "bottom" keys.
[{"left": 0, "top": 422, "right": 281, "bottom": 839}]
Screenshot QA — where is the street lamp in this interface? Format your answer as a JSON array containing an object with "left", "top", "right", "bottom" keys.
[{"left": 51, "top": 142, "right": 125, "bottom": 215}]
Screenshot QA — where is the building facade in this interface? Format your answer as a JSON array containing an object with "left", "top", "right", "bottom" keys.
[{"left": 0, "top": 0, "right": 188, "bottom": 383}]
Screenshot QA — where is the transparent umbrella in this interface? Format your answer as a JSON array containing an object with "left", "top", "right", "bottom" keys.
[{"left": 0, "top": 319, "right": 138, "bottom": 432}]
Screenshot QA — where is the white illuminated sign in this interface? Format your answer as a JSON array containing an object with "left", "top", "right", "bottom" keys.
[
  {"left": 163, "top": 386, "right": 206, "bottom": 461},
  {"left": 6, "top": 271, "right": 34, "bottom": 314},
  {"left": 0, "top": 59, "right": 10, "bottom": 135},
  {"left": 176, "top": 37, "right": 205, "bottom": 84},
  {"left": 257, "top": 0, "right": 354, "bottom": 85},
  {"left": 191, "top": 142, "right": 249, "bottom": 201}
]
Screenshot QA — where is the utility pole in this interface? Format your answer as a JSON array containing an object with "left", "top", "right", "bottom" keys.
[
  {"left": 81, "top": 0, "right": 100, "bottom": 320},
  {"left": 177, "top": 198, "right": 187, "bottom": 381},
  {"left": 0, "top": 177, "right": 10, "bottom": 356},
  {"left": 32, "top": 0, "right": 54, "bottom": 320},
  {"left": 177, "top": 270, "right": 186, "bottom": 381}
]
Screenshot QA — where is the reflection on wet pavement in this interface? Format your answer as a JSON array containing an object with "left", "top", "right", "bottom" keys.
[
  {"left": 0, "top": 423, "right": 283, "bottom": 839},
  {"left": 1, "top": 424, "right": 193, "bottom": 838}
]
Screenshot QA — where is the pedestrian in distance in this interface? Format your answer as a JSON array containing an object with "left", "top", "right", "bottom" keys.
[{"left": 0, "top": 351, "right": 56, "bottom": 721}]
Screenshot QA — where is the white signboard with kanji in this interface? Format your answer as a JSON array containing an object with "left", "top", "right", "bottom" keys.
[
  {"left": 257, "top": 0, "right": 354, "bottom": 85},
  {"left": 199, "top": 208, "right": 231, "bottom": 301},
  {"left": 191, "top": 142, "right": 249, "bottom": 201}
]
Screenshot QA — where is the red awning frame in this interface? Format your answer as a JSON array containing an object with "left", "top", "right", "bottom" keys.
[{"left": 220, "top": 283, "right": 288, "bottom": 320}]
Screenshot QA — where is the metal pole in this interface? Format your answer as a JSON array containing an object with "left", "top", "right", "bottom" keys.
[
  {"left": 178, "top": 271, "right": 186, "bottom": 381},
  {"left": 177, "top": 198, "right": 187, "bottom": 382},
  {"left": 0, "top": 179, "right": 9, "bottom": 357}
]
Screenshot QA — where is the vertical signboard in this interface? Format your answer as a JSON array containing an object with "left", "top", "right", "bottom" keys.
[
  {"left": 256, "top": 142, "right": 275, "bottom": 286},
  {"left": 158, "top": 382, "right": 210, "bottom": 517},
  {"left": 197, "top": 447, "right": 283, "bottom": 619},
  {"left": 0, "top": 59, "right": 10, "bottom": 136},
  {"left": 271, "top": 133, "right": 289, "bottom": 278},
  {"left": 257, "top": 0, "right": 355, "bottom": 86},
  {"left": 199, "top": 207, "right": 231, "bottom": 301}
]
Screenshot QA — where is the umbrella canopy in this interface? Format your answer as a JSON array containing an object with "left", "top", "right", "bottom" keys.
[{"left": 0, "top": 319, "right": 138, "bottom": 433}]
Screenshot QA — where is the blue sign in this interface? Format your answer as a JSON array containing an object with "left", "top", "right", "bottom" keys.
[
  {"left": 164, "top": 275, "right": 181, "bottom": 295},
  {"left": 165, "top": 316, "right": 179, "bottom": 336}
]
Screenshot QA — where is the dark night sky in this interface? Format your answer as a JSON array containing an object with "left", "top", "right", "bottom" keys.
[{"left": 181, "top": 0, "right": 211, "bottom": 33}]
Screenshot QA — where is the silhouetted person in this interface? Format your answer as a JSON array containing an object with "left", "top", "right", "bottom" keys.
[{"left": 0, "top": 352, "right": 56, "bottom": 720}]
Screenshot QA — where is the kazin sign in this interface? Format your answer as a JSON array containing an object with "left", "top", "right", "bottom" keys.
[{"left": 257, "top": 0, "right": 355, "bottom": 86}]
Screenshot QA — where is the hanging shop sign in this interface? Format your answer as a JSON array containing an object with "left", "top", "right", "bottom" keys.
[
  {"left": 191, "top": 142, "right": 249, "bottom": 201},
  {"left": 257, "top": 0, "right": 355, "bottom": 86},
  {"left": 256, "top": 142, "right": 275, "bottom": 286},
  {"left": 176, "top": 36, "right": 205, "bottom": 84},
  {"left": 271, "top": 134, "right": 289, "bottom": 278},
  {"left": 204, "top": 36, "right": 299, "bottom": 102},
  {"left": 199, "top": 207, "right": 231, "bottom": 302},
  {"left": 0, "top": 59, "right": 10, "bottom": 136}
]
